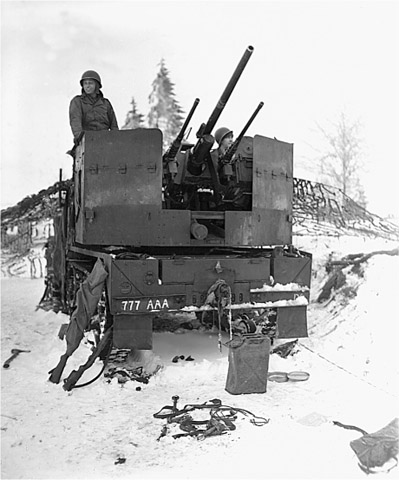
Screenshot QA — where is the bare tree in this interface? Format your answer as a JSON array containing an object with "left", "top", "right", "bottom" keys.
[{"left": 316, "top": 113, "right": 367, "bottom": 207}]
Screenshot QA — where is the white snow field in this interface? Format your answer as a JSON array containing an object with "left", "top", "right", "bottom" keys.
[{"left": 1, "top": 235, "right": 398, "bottom": 479}]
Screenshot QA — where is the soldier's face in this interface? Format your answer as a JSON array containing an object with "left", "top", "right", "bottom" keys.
[
  {"left": 83, "top": 79, "right": 96, "bottom": 95},
  {"left": 221, "top": 133, "right": 234, "bottom": 148}
]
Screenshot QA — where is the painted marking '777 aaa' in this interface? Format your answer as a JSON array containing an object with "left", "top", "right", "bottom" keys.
[{"left": 120, "top": 298, "right": 170, "bottom": 312}]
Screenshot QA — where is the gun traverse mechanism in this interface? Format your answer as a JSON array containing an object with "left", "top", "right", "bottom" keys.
[{"left": 187, "top": 45, "right": 254, "bottom": 176}]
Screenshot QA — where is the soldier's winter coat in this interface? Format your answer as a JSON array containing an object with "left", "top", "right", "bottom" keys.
[{"left": 69, "top": 92, "right": 119, "bottom": 140}]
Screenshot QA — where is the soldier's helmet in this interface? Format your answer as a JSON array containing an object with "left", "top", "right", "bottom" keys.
[
  {"left": 215, "top": 127, "right": 233, "bottom": 145},
  {"left": 80, "top": 70, "right": 102, "bottom": 88}
]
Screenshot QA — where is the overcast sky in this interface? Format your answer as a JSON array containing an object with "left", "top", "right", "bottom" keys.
[{"left": 1, "top": 0, "right": 398, "bottom": 217}]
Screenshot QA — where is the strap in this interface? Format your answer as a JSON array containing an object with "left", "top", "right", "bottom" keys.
[
  {"left": 154, "top": 397, "right": 269, "bottom": 440},
  {"left": 333, "top": 420, "right": 369, "bottom": 436},
  {"left": 218, "top": 405, "right": 269, "bottom": 426},
  {"left": 153, "top": 406, "right": 187, "bottom": 420}
]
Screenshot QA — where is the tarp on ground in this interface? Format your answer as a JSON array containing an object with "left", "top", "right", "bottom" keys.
[{"left": 350, "top": 418, "right": 399, "bottom": 473}]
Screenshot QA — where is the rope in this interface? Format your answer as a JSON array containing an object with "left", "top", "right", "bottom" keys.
[
  {"left": 204, "top": 279, "right": 232, "bottom": 352},
  {"left": 72, "top": 339, "right": 113, "bottom": 389},
  {"left": 298, "top": 341, "right": 398, "bottom": 399}
]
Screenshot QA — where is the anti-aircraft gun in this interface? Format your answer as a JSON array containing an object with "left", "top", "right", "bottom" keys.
[
  {"left": 187, "top": 45, "right": 254, "bottom": 176},
  {"left": 44, "top": 45, "right": 312, "bottom": 390},
  {"left": 162, "top": 46, "right": 266, "bottom": 212}
]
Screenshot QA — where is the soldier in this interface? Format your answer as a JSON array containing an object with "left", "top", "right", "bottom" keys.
[
  {"left": 69, "top": 70, "right": 119, "bottom": 146},
  {"left": 210, "top": 127, "right": 234, "bottom": 168}
]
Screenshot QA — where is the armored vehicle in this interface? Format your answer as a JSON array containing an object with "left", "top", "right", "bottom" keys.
[{"left": 45, "top": 46, "right": 312, "bottom": 388}]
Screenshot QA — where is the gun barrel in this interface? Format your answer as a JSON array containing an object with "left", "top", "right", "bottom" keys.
[
  {"left": 163, "top": 98, "right": 200, "bottom": 163},
  {"left": 237, "top": 101, "right": 264, "bottom": 140},
  {"left": 202, "top": 45, "right": 254, "bottom": 136},
  {"left": 177, "top": 98, "right": 200, "bottom": 142},
  {"left": 220, "top": 101, "right": 264, "bottom": 164}
]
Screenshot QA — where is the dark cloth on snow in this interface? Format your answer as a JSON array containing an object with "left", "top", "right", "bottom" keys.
[
  {"left": 65, "top": 258, "right": 108, "bottom": 356},
  {"left": 350, "top": 418, "right": 399, "bottom": 473},
  {"left": 69, "top": 91, "right": 119, "bottom": 141},
  {"left": 48, "top": 258, "right": 108, "bottom": 384}
]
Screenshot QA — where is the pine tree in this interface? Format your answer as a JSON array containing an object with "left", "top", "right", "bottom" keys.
[
  {"left": 147, "top": 59, "right": 185, "bottom": 148},
  {"left": 123, "top": 97, "right": 145, "bottom": 129}
]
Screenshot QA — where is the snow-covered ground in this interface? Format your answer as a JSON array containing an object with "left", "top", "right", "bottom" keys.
[{"left": 1, "top": 235, "right": 398, "bottom": 480}]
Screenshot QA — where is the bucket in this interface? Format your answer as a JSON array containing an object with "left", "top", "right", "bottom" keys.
[{"left": 225, "top": 334, "right": 271, "bottom": 395}]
